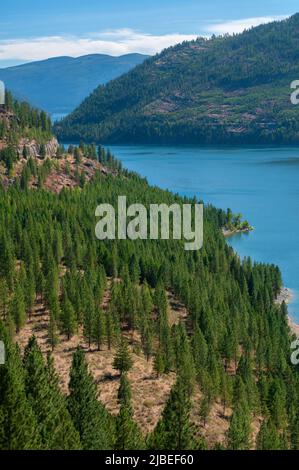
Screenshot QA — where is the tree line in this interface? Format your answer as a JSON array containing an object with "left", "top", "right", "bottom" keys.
[{"left": 0, "top": 147, "right": 298, "bottom": 449}]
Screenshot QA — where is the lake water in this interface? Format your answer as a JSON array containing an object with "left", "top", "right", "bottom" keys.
[
  {"left": 108, "top": 145, "right": 299, "bottom": 322},
  {"left": 51, "top": 113, "right": 68, "bottom": 123}
]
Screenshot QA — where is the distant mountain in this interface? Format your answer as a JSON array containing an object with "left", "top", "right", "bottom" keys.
[
  {"left": 55, "top": 14, "right": 299, "bottom": 145},
  {"left": 0, "top": 53, "right": 149, "bottom": 116}
]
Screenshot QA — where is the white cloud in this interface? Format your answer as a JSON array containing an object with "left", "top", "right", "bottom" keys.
[
  {"left": 206, "top": 15, "right": 289, "bottom": 35},
  {"left": 0, "top": 29, "right": 197, "bottom": 62}
]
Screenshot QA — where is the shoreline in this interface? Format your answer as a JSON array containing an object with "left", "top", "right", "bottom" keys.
[
  {"left": 222, "top": 227, "right": 254, "bottom": 238},
  {"left": 275, "top": 287, "right": 299, "bottom": 337},
  {"left": 222, "top": 225, "right": 298, "bottom": 337}
]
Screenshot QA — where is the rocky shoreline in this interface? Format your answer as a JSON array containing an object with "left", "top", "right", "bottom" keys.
[
  {"left": 222, "top": 227, "right": 253, "bottom": 237},
  {"left": 275, "top": 287, "right": 299, "bottom": 337},
  {"left": 276, "top": 287, "right": 293, "bottom": 305}
]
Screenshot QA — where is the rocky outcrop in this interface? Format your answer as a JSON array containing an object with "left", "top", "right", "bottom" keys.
[{"left": 18, "top": 137, "right": 58, "bottom": 158}]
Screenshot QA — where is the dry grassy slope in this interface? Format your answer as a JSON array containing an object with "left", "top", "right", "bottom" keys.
[
  {"left": 14, "top": 278, "right": 261, "bottom": 446},
  {"left": 0, "top": 151, "right": 111, "bottom": 192},
  {"left": 11, "top": 280, "right": 216, "bottom": 443},
  {"left": 15, "top": 283, "right": 177, "bottom": 435}
]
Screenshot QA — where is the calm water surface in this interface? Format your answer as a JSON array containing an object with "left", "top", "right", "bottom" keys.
[{"left": 108, "top": 145, "right": 299, "bottom": 322}]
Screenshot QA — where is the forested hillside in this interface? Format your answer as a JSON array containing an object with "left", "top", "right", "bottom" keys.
[
  {"left": 0, "top": 136, "right": 299, "bottom": 448},
  {"left": 55, "top": 14, "right": 299, "bottom": 144},
  {"left": 0, "top": 91, "right": 52, "bottom": 143},
  {"left": 0, "top": 92, "right": 58, "bottom": 182},
  {"left": 0, "top": 53, "right": 149, "bottom": 115},
  {"left": 0, "top": 93, "right": 299, "bottom": 450}
]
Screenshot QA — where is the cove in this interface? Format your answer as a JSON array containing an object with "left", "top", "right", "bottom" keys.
[{"left": 108, "top": 144, "right": 299, "bottom": 322}]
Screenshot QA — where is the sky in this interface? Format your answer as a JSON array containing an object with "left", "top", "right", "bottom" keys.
[{"left": 0, "top": 0, "right": 297, "bottom": 67}]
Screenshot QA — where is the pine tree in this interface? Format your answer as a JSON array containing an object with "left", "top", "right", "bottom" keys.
[
  {"left": 191, "top": 325, "right": 208, "bottom": 372},
  {"left": 113, "top": 336, "right": 133, "bottom": 375},
  {"left": 0, "top": 233, "right": 15, "bottom": 289},
  {"left": 0, "top": 278, "right": 9, "bottom": 320},
  {"left": 48, "top": 312, "right": 59, "bottom": 351},
  {"left": 68, "top": 347, "right": 112, "bottom": 449},
  {"left": 83, "top": 287, "right": 95, "bottom": 348},
  {"left": 149, "top": 378, "right": 195, "bottom": 450},
  {"left": 61, "top": 295, "right": 76, "bottom": 340},
  {"left": 199, "top": 396, "right": 212, "bottom": 428},
  {"left": 117, "top": 374, "right": 132, "bottom": 406},
  {"left": 142, "top": 322, "right": 153, "bottom": 361},
  {"left": 74, "top": 147, "right": 82, "bottom": 164},
  {"left": 93, "top": 308, "right": 106, "bottom": 351},
  {"left": 24, "top": 264, "right": 35, "bottom": 319},
  {"left": 256, "top": 419, "right": 283, "bottom": 450},
  {"left": 268, "top": 379, "right": 287, "bottom": 430},
  {"left": 227, "top": 401, "right": 251, "bottom": 450},
  {"left": 174, "top": 323, "right": 196, "bottom": 395},
  {"left": 153, "top": 349, "right": 165, "bottom": 377},
  {"left": 106, "top": 306, "right": 119, "bottom": 350},
  {"left": 11, "top": 282, "right": 26, "bottom": 333},
  {"left": 115, "top": 374, "right": 144, "bottom": 450},
  {"left": 22, "top": 145, "right": 29, "bottom": 160},
  {"left": 0, "top": 324, "right": 41, "bottom": 449},
  {"left": 39, "top": 144, "right": 46, "bottom": 159},
  {"left": 23, "top": 337, "right": 81, "bottom": 449}
]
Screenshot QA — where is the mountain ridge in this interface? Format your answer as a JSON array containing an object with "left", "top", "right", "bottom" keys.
[
  {"left": 55, "top": 14, "right": 299, "bottom": 144},
  {"left": 0, "top": 53, "right": 149, "bottom": 115}
]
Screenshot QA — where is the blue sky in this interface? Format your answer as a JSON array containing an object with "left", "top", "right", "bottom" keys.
[{"left": 0, "top": 0, "right": 297, "bottom": 67}]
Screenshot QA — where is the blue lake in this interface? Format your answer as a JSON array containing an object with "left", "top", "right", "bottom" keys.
[
  {"left": 108, "top": 145, "right": 299, "bottom": 322},
  {"left": 51, "top": 113, "right": 68, "bottom": 123}
]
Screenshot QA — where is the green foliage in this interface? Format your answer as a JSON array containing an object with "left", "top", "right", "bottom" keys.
[
  {"left": 113, "top": 336, "right": 133, "bottom": 375},
  {"left": 227, "top": 376, "right": 252, "bottom": 450},
  {"left": 0, "top": 143, "right": 296, "bottom": 450},
  {"left": 256, "top": 419, "right": 285, "bottom": 450},
  {"left": 148, "top": 378, "right": 197, "bottom": 450},
  {"left": 0, "top": 323, "right": 41, "bottom": 449},
  {"left": 117, "top": 374, "right": 132, "bottom": 406},
  {"left": 23, "top": 337, "right": 81, "bottom": 449},
  {"left": 55, "top": 14, "right": 299, "bottom": 145},
  {"left": 115, "top": 374, "right": 144, "bottom": 450},
  {"left": 1, "top": 91, "right": 52, "bottom": 144},
  {"left": 67, "top": 347, "right": 113, "bottom": 449}
]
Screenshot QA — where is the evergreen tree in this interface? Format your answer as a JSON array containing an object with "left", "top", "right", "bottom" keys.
[
  {"left": 106, "top": 306, "right": 119, "bottom": 350},
  {"left": 115, "top": 374, "right": 144, "bottom": 450},
  {"left": 48, "top": 312, "right": 59, "bottom": 351},
  {"left": 0, "top": 325, "right": 41, "bottom": 449},
  {"left": 93, "top": 308, "right": 106, "bottom": 351},
  {"left": 83, "top": 287, "right": 95, "bottom": 348},
  {"left": 153, "top": 348, "right": 165, "bottom": 377},
  {"left": 22, "top": 145, "right": 29, "bottom": 160},
  {"left": 117, "top": 374, "right": 132, "bottom": 406},
  {"left": 113, "top": 337, "right": 133, "bottom": 375},
  {"left": 256, "top": 419, "right": 284, "bottom": 450},
  {"left": 173, "top": 323, "right": 196, "bottom": 395},
  {"left": 23, "top": 337, "right": 81, "bottom": 449},
  {"left": 40, "top": 144, "right": 46, "bottom": 159},
  {"left": 11, "top": 282, "right": 26, "bottom": 332},
  {"left": 227, "top": 401, "right": 251, "bottom": 450},
  {"left": 68, "top": 347, "right": 112, "bottom": 449},
  {"left": 61, "top": 295, "right": 76, "bottom": 340},
  {"left": 149, "top": 378, "right": 195, "bottom": 450},
  {"left": 199, "top": 396, "right": 212, "bottom": 428},
  {"left": 0, "top": 278, "right": 9, "bottom": 320}
]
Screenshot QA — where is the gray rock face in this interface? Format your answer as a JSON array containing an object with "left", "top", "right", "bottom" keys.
[{"left": 18, "top": 137, "right": 58, "bottom": 158}]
